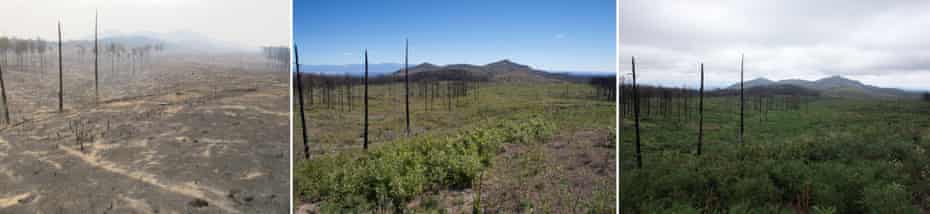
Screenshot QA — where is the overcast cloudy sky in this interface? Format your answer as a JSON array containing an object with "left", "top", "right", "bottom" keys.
[
  {"left": 0, "top": 0, "right": 288, "bottom": 49},
  {"left": 620, "top": 0, "right": 930, "bottom": 90}
]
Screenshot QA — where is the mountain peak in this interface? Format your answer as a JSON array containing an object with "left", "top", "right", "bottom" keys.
[
  {"left": 415, "top": 62, "right": 438, "bottom": 68},
  {"left": 485, "top": 59, "right": 531, "bottom": 73},
  {"left": 815, "top": 75, "right": 864, "bottom": 87},
  {"left": 747, "top": 77, "right": 774, "bottom": 83},
  {"left": 821, "top": 75, "right": 850, "bottom": 81},
  {"left": 489, "top": 59, "right": 514, "bottom": 64}
]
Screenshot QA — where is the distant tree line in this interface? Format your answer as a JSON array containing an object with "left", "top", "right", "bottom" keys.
[
  {"left": 0, "top": 36, "right": 52, "bottom": 70},
  {"left": 588, "top": 76, "right": 616, "bottom": 101},
  {"left": 262, "top": 46, "right": 289, "bottom": 72}
]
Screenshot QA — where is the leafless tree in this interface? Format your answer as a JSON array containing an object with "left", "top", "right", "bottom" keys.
[
  {"left": 57, "top": 21, "right": 63, "bottom": 113},
  {"left": 632, "top": 57, "right": 642, "bottom": 169},
  {"left": 294, "top": 45, "right": 310, "bottom": 159},
  {"left": 0, "top": 64, "right": 10, "bottom": 124}
]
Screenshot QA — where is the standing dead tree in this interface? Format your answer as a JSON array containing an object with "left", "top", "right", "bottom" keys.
[
  {"left": 404, "top": 39, "right": 411, "bottom": 136},
  {"left": 94, "top": 11, "right": 99, "bottom": 104},
  {"left": 363, "top": 49, "right": 369, "bottom": 150},
  {"left": 697, "top": 63, "right": 704, "bottom": 155},
  {"left": 295, "top": 45, "right": 310, "bottom": 159},
  {"left": 0, "top": 64, "right": 9, "bottom": 124},
  {"left": 632, "top": 57, "right": 642, "bottom": 169},
  {"left": 57, "top": 21, "right": 64, "bottom": 113},
  {"left": 739, "top": 54, "right": 744, "bottom": 144}
]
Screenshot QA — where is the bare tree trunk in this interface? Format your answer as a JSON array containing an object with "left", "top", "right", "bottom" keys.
[
  {"left": 0, "top": 64, "right": 10, "bottom": 124},
  {"left": 294, "top": 45, "right": 310, "bottom": 159},
  {"left": 404, "top": 39, "right": 410, "bottom": 136},
  {"left": 739, "top": 54, "right": 744, "bottom": 144},
  {"left": 632, "top": 57, "right": 642, "bottom": 169},
  {"left": 363, "top": 49, "right": 369, "bottom": 150},
  {"left": 58, "top": 22, "right": 63, "bottom": 113},
  {"left": 94, "top": 11, "right": 99, "bottom": 104},
  {"left": 697, "top": 63, "right": 704, "bottom": 156}
]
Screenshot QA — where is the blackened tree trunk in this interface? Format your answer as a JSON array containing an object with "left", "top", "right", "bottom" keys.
[
  {"left": 294, "top": 45, "right": 310, "bottom": 159},
  {"left": 739, "top": 54, "right": 744, "bottom": 144},
  {"left": 697, "top": 63, "right": 704, "bottom": 156},
  {"left": 0, "top": 64, "right": 9, "bottom": 124},
  {"left": 632, "top": 57, "right": 642, "bottom": 169},
  {"left": 94, "top": 11, "right": 99, "bottom": 104},
  {"left": 58, "top": 22, "right": 63, "bottom": 113},
  {"left": 404, "top": 39, "right": 410, "bottom": 136},
  {"left": 364, "top": 49, "right": 369, "bottom": 150}
]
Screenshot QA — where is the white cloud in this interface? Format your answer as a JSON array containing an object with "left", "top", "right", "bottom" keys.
[{"left": 620, "top": 0, "right": 930, "bottom": 90}]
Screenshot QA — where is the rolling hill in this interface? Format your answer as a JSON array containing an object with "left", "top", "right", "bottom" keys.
[{"left": 725, "top": 76, "right": 920, "bottom": 99}]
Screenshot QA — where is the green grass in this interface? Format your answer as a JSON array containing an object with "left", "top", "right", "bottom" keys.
[
  {"left": 294, "top": 82, "right": 615, "bottom": 212},
  {"left": 620, "top": 96, "right": 930, "bottom": 213}
]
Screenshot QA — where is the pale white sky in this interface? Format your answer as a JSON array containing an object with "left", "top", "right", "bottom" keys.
[{"left": 0, "top": 0, "right": 289, "bottom": 49}]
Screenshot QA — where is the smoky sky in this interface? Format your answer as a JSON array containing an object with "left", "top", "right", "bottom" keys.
[
  {"left": 619, "top": 0, "right": 930, "bottom": 90},
  {"left": 0, "top": 0, "right": 289, "bottom": 49}
]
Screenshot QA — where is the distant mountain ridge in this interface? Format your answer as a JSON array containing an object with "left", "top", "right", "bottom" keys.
[
  {"left": 301, "top": 60, "right": 614, "bottom": 83},
  {"left": 391, "top": 59, "right": 600, "bottom": 83},
  {"left": 726, "top": 76, "right": 919, "bottom": 99}
]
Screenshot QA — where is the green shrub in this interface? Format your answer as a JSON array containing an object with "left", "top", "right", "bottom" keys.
[
  {"left": 296, "top": 115, "right": 556, "bottom": 210},
  {"left": 860, "top": 182, "right": 918, "bottom": 214}
]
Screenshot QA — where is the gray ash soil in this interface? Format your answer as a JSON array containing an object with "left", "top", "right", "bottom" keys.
[{"left": 0, "top": 54, "right": 289, "bottom": 213}]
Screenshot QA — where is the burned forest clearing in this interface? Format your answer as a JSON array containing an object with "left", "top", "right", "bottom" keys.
[{"left": 0, "top": 33, "right": 290, "bottom": 212}]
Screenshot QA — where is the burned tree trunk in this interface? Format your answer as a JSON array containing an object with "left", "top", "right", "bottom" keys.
[
  {"left": 294, "top": 45, "right": 310, "bottom": 159},
  {"left": 0, "top": 64, "right": 9, "bottom": 124},
  {"left": 363, "top": 49, "right": 369, "bottom": 150},
  {"left": 632, "top": 57, "right": 642, "bottom": 169},
  {"left": 58, "top": 22, "right": 63, "bottom": 113},
  {"left": 94, "top": 11, "right": 99, "bottom": 104},
  {"left": 404, "top": 39, "right": 411, "bottom": 136},
  {"left": 739, "top": 54, "right": 744, "bottom": 144},
  {"left": 697, "top": 63, "right": 704, "bottom": 156}
]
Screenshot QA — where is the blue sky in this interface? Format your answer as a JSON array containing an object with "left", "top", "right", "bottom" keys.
[{"left": 294, "top": 0, "right": 615, "bottom": 72}]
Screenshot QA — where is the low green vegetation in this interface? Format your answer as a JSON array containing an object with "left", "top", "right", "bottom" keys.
[
  {"left": 296, "top": 115, "right": 554, "bottom": 211},
  {"left": 295, "top": 82, "right": 615, "bottom": 212},
  {"left": 620, "top": 97, "right": 930, "bottom": 213}
]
